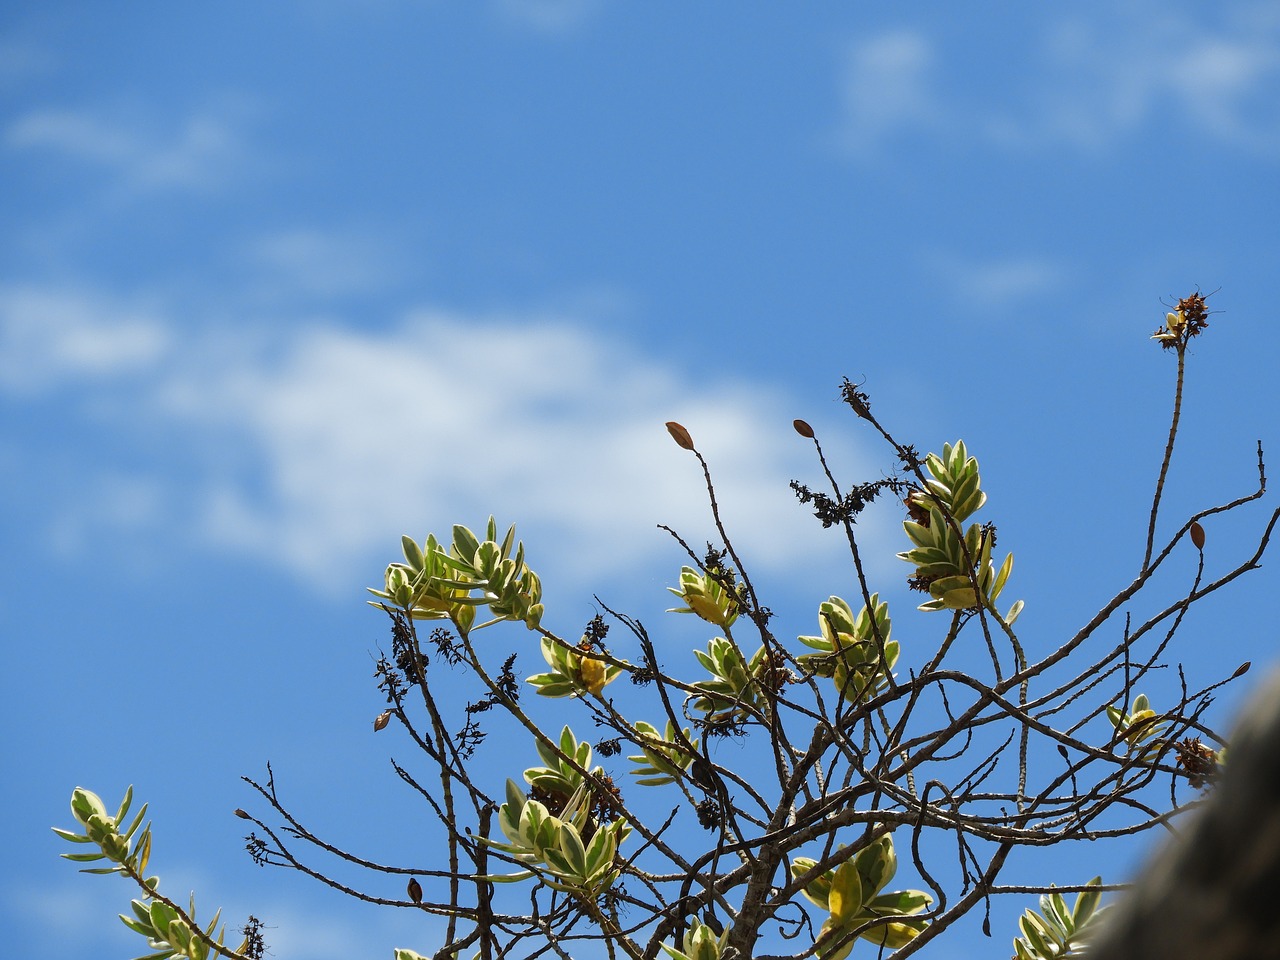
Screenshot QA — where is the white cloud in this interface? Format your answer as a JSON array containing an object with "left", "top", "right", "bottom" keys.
[
  {"left": 5, "top": 106, "right": 253, "bottom": 191},
  {"left": 7, "top": 287, "right": 876, "bottom": 595},
  {"left": 170, "top": 311, "right": 840, "bottom": 589},
  {"left": 0, "top": 286, "right": 171, "bottom": 393}
]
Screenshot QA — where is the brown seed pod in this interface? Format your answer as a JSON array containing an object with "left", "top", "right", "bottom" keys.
[
  {"left": 234, "top": 809, "right": 251, "bottom": 820},
  {"left": 793, "top": 419, "right": 815, "bottom": 438},
  {"left": 1190, "top": 521, "right": 1206, "bottom": 550},
  {"left": 665, "top": 421, "right": 695, "bottom": 451},
  {"left": 373, "top": 710, "right": 392, "bottom": 732}
]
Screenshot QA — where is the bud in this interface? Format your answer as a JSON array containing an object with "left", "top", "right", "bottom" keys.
[
  {"left": 665, "top": 421, "right": 695, "bottom": 451},
  {"left": 1189, "top": 521, "right": 1205, "bottom": 550},
  {"left": 579, "top": 655, "right": 607, "bottom": 696},
  {"left": 234, "top": 809, "right": 251, "bottom": 820},
  {"left": 793, "top": 419, "right": 815, "bottom": 438}
]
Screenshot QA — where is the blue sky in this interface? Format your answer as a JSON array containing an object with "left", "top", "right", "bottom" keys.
[{"left": 3, "top": 2, "right": 1279, "bottom": 958}]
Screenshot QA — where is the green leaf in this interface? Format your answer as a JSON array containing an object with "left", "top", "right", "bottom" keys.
[
  {"left": 452, "top": 602, "right": 475, "bottom": 638},
  {"left": 120, "top": 802, "right": 149, "bottom": 843},
  {"left": 1040, "top": 891, "right": 1070, "bottom": 937},
  {"left": 112, "top": 785, "right": 134, "bottom": 829},
  {"left": 135, "top": 829, "right": 152, "bottom": 877},
  {"left": 1072, "top": 878, "right": 1102, "bottom": 926},
  {"left": 828, "top": 860, "right": 863, "bottom": 924},
  {"left": 476, "top": 870, "right": 535, "bottom": 883},
  {"left": 131, "top": 950, "right": 178, "bottom": 960},
  {"left": 401, "top": 535, "right": 425, "bottom": 571},
  {"left": 854, "top": 835, "right": 896, "bottom": 899},
  {"left": 992, "top": 552, "right": 1014, "bottom": 601},
  {"left": 149, "top": 899, "right": 179, "bottom": 936},
  {"left": 1019, "top": 913, "right": 1056, "bottom": 957},
  {"left": 868, "top": 889, "right": 933, "bottom": 915},
  {"left": 816, "top": 916, "right": 857, "bottom": 960},
  {"left": 557, "top": 823, "right": 589, "bottom": 879},
  {"left": 792, "top": 856, "right": 832, "bottom": 910},
  {"left": 902, "top": 521, "right": 934, "bottom": 549},
  {"left": 119, "top": 915, "right": 153, "bottom": 937},
  {"left": 584, "top": 825, "right": 617, "bottom": 878},
  {"left": 451, "top": 524, "right": 480, "bottom": 564}
]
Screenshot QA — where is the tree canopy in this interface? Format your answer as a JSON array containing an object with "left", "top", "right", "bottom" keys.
[{"left": 56, "top": 292, "right": 1279, "bottom": 960}]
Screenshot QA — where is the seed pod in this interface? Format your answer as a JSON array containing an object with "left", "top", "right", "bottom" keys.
[
  {"left": 374, "top": 710, "right": 392, "bottom": 732},
  {"left": 666, "top": 421, "right": 695, "bottom": 451},
  {"left": 793, "top": 419, "right": 815, "bottom": 438},
  {"left": 234, "top": 809, "right": 251, "bottom": 820},
  {"left": 1190, "top": 521, "right": 1206, "bottom": 550}
]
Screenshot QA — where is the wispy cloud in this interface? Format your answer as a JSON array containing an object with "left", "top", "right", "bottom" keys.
[
  {"left": 928, "top": 255, "right": 1068, "bottom": 312},
  {"left": 836, "top": 3, "right": 1280, "bottom": 158},
  {"left": 1028, "top": 4, "right": 1280, "bottom": 152},
  {"left": 5, "top": 287, "right": 873, "bottom": 595},
  {"left": 5, "top": 105, "right": 255, "bottom": 191},
  {"left": 836, "top": 30, "right": 937, "bottom": 158},
  {"left": 245, "top": 229, "right": 400, "bottom": 299},
  {"left": 494, "top": 0, "right": 602, "bottom": 34},
  {"left": 0, "top": 286, "right": 171, "bottom": 393}
]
